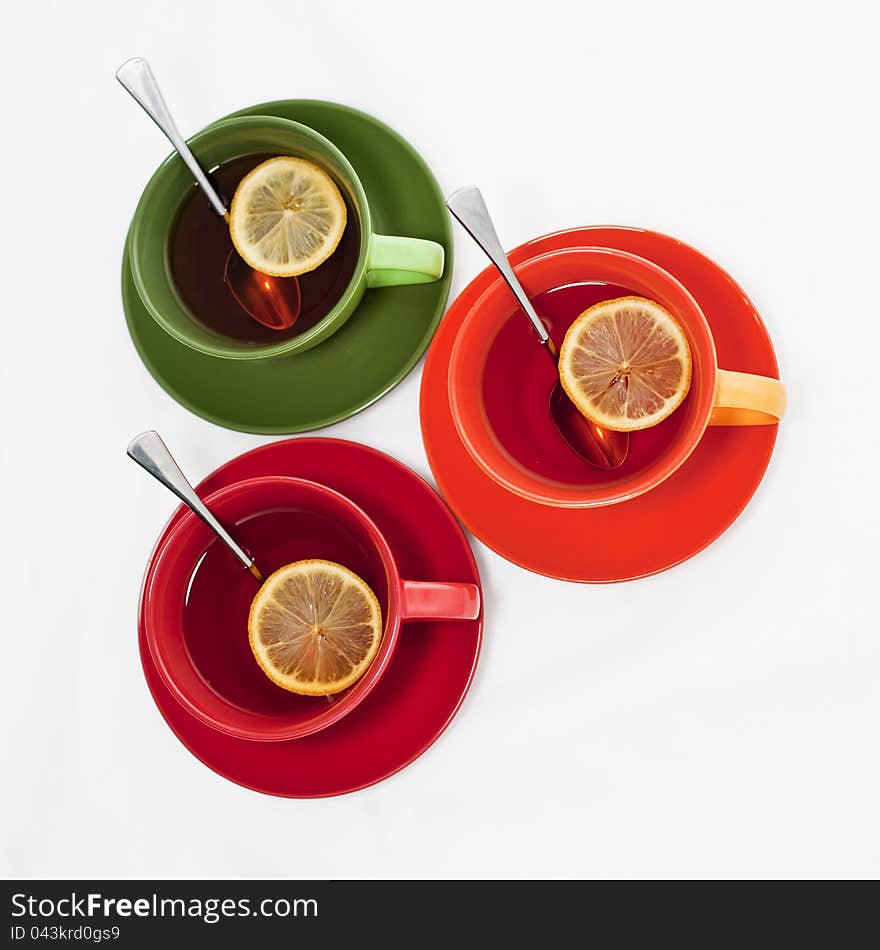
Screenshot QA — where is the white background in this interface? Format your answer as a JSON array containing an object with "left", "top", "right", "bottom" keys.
[{"left": 2, "top": 0, "right": 878, "bottom": 880}]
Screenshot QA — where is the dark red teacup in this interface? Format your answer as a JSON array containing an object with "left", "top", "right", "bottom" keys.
[{"left": 142, "top": 476, "right": 480, "bottom": 741}]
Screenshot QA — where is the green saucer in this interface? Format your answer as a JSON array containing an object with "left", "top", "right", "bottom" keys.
[{"left": 122, "top": 100, "right": 452, "bottom": 433}]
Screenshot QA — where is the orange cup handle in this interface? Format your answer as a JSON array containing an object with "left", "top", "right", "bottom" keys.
[{"left": 710, "top": 369, "right": 787, "bottom": 426}]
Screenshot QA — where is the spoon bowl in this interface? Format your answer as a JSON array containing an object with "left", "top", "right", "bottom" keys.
[
  {"left": 548, "top": 369, "right": 630, "bottom": 468},
  {"left": 224, "top": 250, "right": 302, "bottom": 331}
]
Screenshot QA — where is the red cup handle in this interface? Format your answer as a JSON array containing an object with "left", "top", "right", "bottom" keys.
[{"left": 400, "top": 580, "right": 481, "bottom": 621}]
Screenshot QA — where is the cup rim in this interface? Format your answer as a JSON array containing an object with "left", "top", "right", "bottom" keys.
[
  {"left": 129, "top": 114, "right": 372, "bottom": 361},
  {"left": 142, "top": 475, "right": 404, "bottom": 741},
  {"left": 448, "top": 246, "right": 718, "bottom": 508}
]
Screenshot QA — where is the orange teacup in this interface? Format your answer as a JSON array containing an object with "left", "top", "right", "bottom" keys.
[{"left": 448, "top": 246, "right": 785, "bottom": 508}]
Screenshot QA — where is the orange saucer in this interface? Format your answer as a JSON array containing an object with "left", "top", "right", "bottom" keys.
[{"left": 419, "top": 227, "right": 781, "bottom": 582}]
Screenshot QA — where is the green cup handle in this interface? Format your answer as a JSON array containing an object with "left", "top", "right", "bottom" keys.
[{"left": 366, "top": 234, "right": 445, "bottom": 288}]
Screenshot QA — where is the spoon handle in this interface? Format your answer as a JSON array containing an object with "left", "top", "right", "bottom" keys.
[
  {"left": 116, "top": 57, "right": 228, "bottom": 218},
  {"left": 127, "top": 431, "right": 261, "bottom": 580},
  {"left": 446, "top": 186, "right": 550, "bottom": 347}
]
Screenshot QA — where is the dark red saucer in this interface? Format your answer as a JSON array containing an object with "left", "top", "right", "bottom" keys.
[{"left": 138, "top": 438, "right": 482, "bottom": 797}]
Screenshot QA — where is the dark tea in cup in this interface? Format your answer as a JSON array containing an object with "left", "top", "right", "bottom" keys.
[{"left": 170, "top": 154, "right": 360, "bottom": 344}]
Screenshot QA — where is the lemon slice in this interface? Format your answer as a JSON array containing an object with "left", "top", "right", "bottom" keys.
[
  {"left": 229, "top": 157, "right": 347, "bottom": 277},
  {"left": 558, "top": 296, "right": 692, "bottom": 431},
  {"left": 248, "top": 560, "right": 382, "bottom": 696}
]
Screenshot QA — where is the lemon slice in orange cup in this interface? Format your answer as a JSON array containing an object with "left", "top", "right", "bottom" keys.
[{"left": 558, "top": 296, "right": 693, "bottom": 432}]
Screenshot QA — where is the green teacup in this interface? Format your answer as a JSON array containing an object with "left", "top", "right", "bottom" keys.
[{"left": 129, "top": 115, "right": 445, "bottom": 360}]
